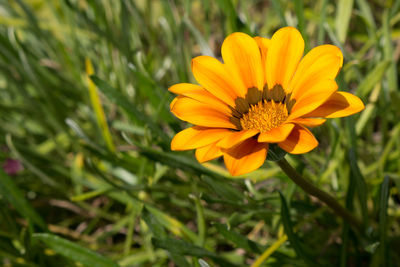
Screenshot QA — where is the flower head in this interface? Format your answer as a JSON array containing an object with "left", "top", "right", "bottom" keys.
[{"left": 169, "top": 27, "right": 364, "bottom": 176}]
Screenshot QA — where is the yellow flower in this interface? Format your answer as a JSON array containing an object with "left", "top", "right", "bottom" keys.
[{"left": 169, "top": 27, "right": 364, "bottom": 176}]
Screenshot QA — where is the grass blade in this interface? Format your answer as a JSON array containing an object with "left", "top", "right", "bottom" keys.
[
  {"left": 335, "top": 0, "right": 354, "bottom": 43},
  {"left": 214, "top": 223, "right": 264, "bottom": 253},
  {"left": 379, "top": 176, "right": 390, "bottom": 267},
  {"left": 34, "top": 233, "right": 119, "bottom": 267},
  {"left": 0, "top": 169, "right": 46, "bottom": 230},
  {"left": 85, "top": 59, "right": 115, "bottom": 153},
  {"left": 152, "top": 237, "right": 237, "bottom": 267},
  {"left": 279, "top": 192, "right": 315, "bottom": 266}
]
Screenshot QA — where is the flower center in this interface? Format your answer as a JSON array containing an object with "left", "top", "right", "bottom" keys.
[{"left": 240, "top": 100, "right": 288, "bottom": 132}]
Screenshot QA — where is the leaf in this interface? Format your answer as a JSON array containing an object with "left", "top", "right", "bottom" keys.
[
  {"left": 90, "top": 75, "right": 169, "bottom": 142},
  {"left": 335, "top": 0, "right": 354, "bottom": 43},
  {"left": 279, "top": 192, "right": 315, "bottom": 266},
  {"left": 33, "top": 233, "right": 119, "bottom": 267},
  {"left": 85, "top": 59, "right": 115, "bottom": 153},
  {"left": 152, "top": 237, "right": 237, "bottom": 267},
  {"left": 135, "top": 143, "right": 226, "bottom": 180},
  {"left": 383, "top": 10, "right": 398, "bottom": 93},
  {"left": 183, "top": 17, "right": 214, "bottom": 57},
  {"left": 348, "top": 148, "right": 368, "bottom": 225},
  {"left": 214, "top": 223, "right": 264, "bottom": 253},
  {"left": 202, "top": 176, "right": 243, "bottom": 203},
  {"left": 142, "top": 207, "right": 167, "bottom": 239},
  {"left": 379, "top": 176, "right": 390, "bottom": 267},
  {"left": 142, "top": 208, "right": 190, "bottom": 267},
  {"left": 294, "top": 0, "right": 308, "bottom": 50},
  {"left": 145, "top": 205, "right": 197, "bottom": 242},
  {"left": 0, "top": 169, "right": 46, "bottom": 230},
  {"left": 356, "top": 60, "right": 390, "bottom": 97}
]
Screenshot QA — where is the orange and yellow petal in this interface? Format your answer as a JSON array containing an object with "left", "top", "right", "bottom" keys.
[
  {"left": 171, "top": 96, "right": 237, "bottom": 129},
  {"left": 288, "top": 79, "right": 338, "bottom": 120},
  {"left": 222, "top": 32, "right": 264, "bottom": 92},
  {"left": 258, "top": 123, "right": 295, "bottom": 143},
  {"left": 266, "top": 27, "right": 304, "bottom": 92},
  {"left": 195, "top": 141, "right": 223, "bottom": 163},
  {"left": 254, "top": 37, "right": 270, "bottom": 84},
  {"left": 223, "top": 138, "right": 268, "bottom": 176},
  {"left": 169, "top": 83, "right": 201, "bottom": 94},
  {"left": 191, "top": 55, "right": 243, "bottom": 106},
  {"left": 169, "top": 83, "right": 232, "bottom": 115},
  {"left": 171, "top": 127, "right": 231, "bottom": 151},
  {"left": 217, "top": 129, "right": 259, "bottom": 149},
  {"left": 289, "top": 118, "right": 327, "bottom": 127},
  {"left": 304, "top": 91, "right": 365, "bottom": 118},
  {"left": 278, "top": 125, "right": 318, "bottom": 154},
  {"left": 290, "top": 45, "right": 343, "bottom": 100}
]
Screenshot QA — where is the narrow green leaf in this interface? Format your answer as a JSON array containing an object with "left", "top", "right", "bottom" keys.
[
  {"left": 279, "top": 192, "right": 315, "bottom": 266},
  {"left": 379, "top": 176, "right": 390, "bottom": 267},
  {"left": 142, "top": 208, "right": 191, "bottom": 267},
  {"left": 145, "top": 205, "right": 197, "bottom": 242},
  {"left": 85, "top": 59, "right": 115, "bottom": 153},
  {"left": 214, "top": 223, "right": 264, "bottom": 253},
  {"left": 215, "top": 0, "right": 238, "bottom": 33},
  {"left": 294, "top": 0, "right": 308, "bottom": 50},
  {"left": 135, "top": 143, "right": 226, "bottom": 180},
  {"left": 152, "top": 237, "right": 237, "bottom": 267},
  {"left": 90, "top": 75, "right": 169, "bottom": 142},
  {"left": 33, "top": 233, "right": 119, "bottom": 267},
  {"left": 270, "top": 0, "right": 287, "bottom": 26},
  {"left": 340, "top": 163, "right": 356, "bottom": 267},
  {"left": 0, "top": 169, "right": 46, "bottom": 230},
  {"left": 383, "top": 10, "right": 399, "bottom": 93},
  {"left": 348, "top": 148, "right": 368, "bottom": 225},
  {"left": 317, "top": 0, "right": 328, "bottom": 44},
  {"left": 356, "top": 60, "right": 390, "bottom": 97},
  {"left": 198, "top": 259, "right": 211, "bottom": 267},
  {"left": 183, "top": 17, "right": 214, "bottom": 57},
  {"left": 335, "top": 0, "right": 354, "bottom": 43},
  {"left": 356, "top": 0, "right": 376, "bottom": 34},
  {"left": 142, "top": 207, "right": 167, "bottom": 239},
  {"left": 170, "top": 253, "right": 192, "bottom": 267},
  {"left": 202, "top": 176, "right": 243, "bottom": 203},
  {"left": 191, "top": 195, "right": 206, "bottom": 246}
]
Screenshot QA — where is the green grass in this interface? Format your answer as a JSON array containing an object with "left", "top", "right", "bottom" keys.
[{"left": 0, "top": 0, "right": 400, "bottom": 266}]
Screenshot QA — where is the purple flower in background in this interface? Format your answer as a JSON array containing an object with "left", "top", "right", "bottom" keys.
[{"left": 3, "top": 158, "right": 23, "bottom": 175}]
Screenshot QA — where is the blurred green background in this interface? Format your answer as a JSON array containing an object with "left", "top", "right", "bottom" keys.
[{"left": 0, "top": 0, "right": 399, "bottom": 266}]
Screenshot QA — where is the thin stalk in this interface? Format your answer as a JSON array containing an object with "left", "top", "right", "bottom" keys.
[{"left": 277, "top": 158, "right": 362, "bottom": 230}]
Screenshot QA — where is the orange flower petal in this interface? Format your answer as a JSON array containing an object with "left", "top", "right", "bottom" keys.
[
  {"left": 290, "top": 45, "right": 343, "bottom": 100},
  {"left": 266, "top": 27, "right": 304, "bottom": 92},
  {"left": 304, "top": 91, "right": 365, "bottom": 118},
  {"left": 192, "top": 55, "right": 243, "bottom": 106},
  {"left": 217, "top": 129, "right": 259, "bottom": 149},
  {"left": 278, "top": 125, "right": 318, "bottom": 154},
  {"left": 254, "top": 37, "right": 270, "bottom": 84},
  {"left": 195, "top": 141, "right": 223, "bottom": 163},
  {"left": 258, "top": 123, "right": 295, "bottom": 143},
  {"left": 171, "top": 127, "right": 231, "bottom": 151},
  {"left": 169, "top": 83, "right": 232, "bottom": 115},
  {"left": 169, "top": 83, "right": 201, "bottom": 94},
  {"left": 223, "top": 138, "right": 268, "bottom": 176},
  {"left": 171, "top": 96, "right": 237, "bottom": 129},
  {"left": 222, "top": 32, "right": 263, "bottom": 92},
  {"left": 288, "top": 79, "right": 338, "bottom": 120},
  {"left": 289, "top": 118, "right": 327, "bottom": 127}
]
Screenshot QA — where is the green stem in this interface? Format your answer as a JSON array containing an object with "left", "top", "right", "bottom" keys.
[{"left": 277, "top": 158, "right": 362, "bottom": 230}]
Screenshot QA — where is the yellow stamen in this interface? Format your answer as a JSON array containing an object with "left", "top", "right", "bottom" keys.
[{"left": 240, "top": 100, "right": 288, "bottom": 132}]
